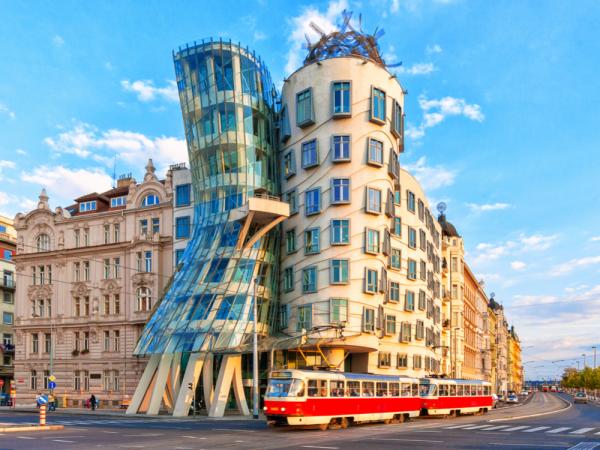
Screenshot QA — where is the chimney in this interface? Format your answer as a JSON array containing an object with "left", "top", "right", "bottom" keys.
[{"left": 117, "top": 172, "right": 134, "bottom": 188}]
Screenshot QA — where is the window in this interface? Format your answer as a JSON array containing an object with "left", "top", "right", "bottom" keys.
[
  {"left": 408, "top": 227, "right": 417, "bottom": 248},
  {"left": 104, "top": 330, "right": 110, "bottom": 351},
  {"left": 84, "top": 296, "right": 90, "bottom": 316},
  {"left": 283, "top": 150, "right": 296, "bottom": 178},
  {"left": 136, "top": 252, "right": 142, "bottom": 272},
  {"left": 394, "top": 189, "right": 401, "bottom": 205},
  {"left": 103, "top": 224, "right": 110, "bottom": 244},
  {"left": 366, "top": 187, "right": 381, "bottom": 214},
  {"left": 296, "top": 88, "right": 314, "bottom": 127},
  {"left": 363, "top": 308, "right": 375, "bottom": 332},
  {"left": 110, "top": 196, "right": 126, "bottom": 208},
  {"left": 176, "top": 216, "right": 191, "bottom": 239},
  {"left": 389, "top": 281, "right": 400, "bottom": 303},
  {"left": 301, "top": 139, "right": 319, "bottom": 168},
  {"left": 31, "top": 333, "right": 39, "bottom": 353},
  {"left": 286, "top": 229, "right": 296, "bottom": 254},
  {"left": 283, "top": 267, "right": 294, "bottom": 292},
  {"left": 36, "top": 234, "right": 50, "bottom": 252},
  {"left": 175, "top": 249, "right": 184, "bottom": 265},
  {"left": 74, "top": 229, "right": 80, "bottom": 248},
  {"left": 365, "top": 228, "right": 380, "bottom": 254},
  {"left": 371, "top": 87, "right": 386, "bottom": 123},
  {"left": 420, "top": 229, "right": 426, "bottom": 251},
  {"left": 285, "top": 189, "right": 298, "bottom": 214},
  {"left": 103, "top": 259, "right": 110, "bottom": 279},
  {"left": 114, "top": 330, "right": 120, "bottom": 352},
  {"left": 140, "top": 219, "right": 148, "bottom": 235},
  {"left": 332, "top": 81, "right": 351, "bottom": 116},
  {"left": 279, "top": 305, "right": 289, "bottom": 329},
  {"left": 331, "top": 178, "right": 350, "bottom": 204},
  {"left": 330, "top": 219, "right": 350, "bottom": 245},
  {"left": 175, "top": 184, "right": 191, "bottom": 207},
  {"left": 418, "top": 199, "right": 425, "bottom": 221},
  {"left": 390, "top": 248, "right": 401, "bottom": 270},
  {"left": 330, "top": 298, "right": 348, "bottom": 324},
  {"left": 407, "top": 190, "right": 416, "bottom": 212},
  {"left": 83, "top": 228, "right": 89, "bottom": 246},
  {"left": 413, "top": 355, "right": 422, "bottom": 369},
  {"left": 400, "top": 322, "right": 412, "bottom": 343},
  {"left": 416, "top": 320, "right": 425, "bottom": 340},
  {"left": 280, "top": 105, "right": 291, "bottom": 142},
  {"left": 392, "top": 217, "right": 402, "bottom": 236},
  {"left": 420, "top": 260, "right": 427, "bottom": 280},
  {"left": 391, "top": 99, "right": 403, "bottom": 138},
  {"left": 142, "top": 194, "right": 159, "bottom": 207},
  {"left": 302, "top": 267, "right": 318, "bottom": 293},
  {"left": 397, "top": 353, "right": 408, "bottom": 369},
  {"left": 30, "top": 370, "right": 38, "bottom": 390},
  {"left": 365, "top": 268, "right": 378, "bottom": 294},
  {"left": 137, "top": 287, "right": 152, "bottom": 311},
  {"left": 3, "top": 333, "right": 12, "bottom": 345},
  {"left": 145, "top": 251, "right": 152, "bottom": 272},
  {"left": 408, "top": 259, "right": 417, "bottom": 280},
  {"left": 386, "top": 189, "right": 395, "bottom": 217},
  {"left": 332, "top": 135, "right": 350, "bottom": 162},
  {"left": 104, "top": 295, "right": 110, "bottom": 315},
  {"left": 297, "top": 304, "right": 312, "bottom": 331},
  {"left": 405, "top": 291, "right": 415, "bottom": 311},
  {"left": 367, "top": 138, "right": 384, "bottom": 166},
  {"left": 79, "top": 201, "right": 97, "bottom": 212},
  {"left": 379, "top": 352, "right": 392, "bottom": 368},
  {"left": 330, "top": 259, "right": 349, "bottom": 284},
  {"left": 152, "top": 218, "right": 160, "bottom": 234},
  {"left": 113, "top": 257, "right": 121, "bottom": 278},
  {"left": 2, "top": 312, "right": 13, "bottom": 325},
  {"left": 113, "top": 224, "right": 120, "bottom": 242},
  {"left": 304, "top": 228, "right": 320, "bottom": 255},
  {"left": 114, "top": 294, "right": 120, "bottom": 314},
  {"left": 418, "top": 290, "right": 426, "bottom": 310},
  {"left": 385, "top": 315, "right": 397, "bottom": 335},
  {"left": 305, "top": 188, "right": 321, "bottom": 215}
]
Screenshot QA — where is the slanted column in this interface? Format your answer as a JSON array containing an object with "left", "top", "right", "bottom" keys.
[
  {"left": 172, "top": 353, "right": 204, "bottom": 417},
  {"left": 208, "top": 354, "right": 249, "bottom": 417},
  {"left": 126, "top": 354, "right": 160, "bottom": 415},
  {"left": 147, "top": 353, "right": 174, "bottom": 415}
]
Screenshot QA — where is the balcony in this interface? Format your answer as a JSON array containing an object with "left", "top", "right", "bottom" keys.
[
  {"left": 0, "top": 344, "right": 15, "bottom": 353},
  {"left": 0, "top": 278, "right": 15, "bottom": 290}
]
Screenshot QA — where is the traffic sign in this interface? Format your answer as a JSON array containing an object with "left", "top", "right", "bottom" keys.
[
  {"left": 48, "top": 381, "right": 56, "bottom": 389},
  {"left": 36, "top": 394, "right": 49, "bottom": 405},
  {"left": 48, "top": 375, "right": 56, "bottom": 382}
]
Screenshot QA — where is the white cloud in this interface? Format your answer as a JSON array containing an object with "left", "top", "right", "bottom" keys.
[
  {"left": 407, "top": 95, "right": 484, "bottom": 140},
  {"left": 467, "top": 202, "right": 511, "bottom": 212},
  {"left": 16, "top": 149, "right": 27, "bottom": 155},
  {"left": 52, "top": 35, "right": 65, "bottom": 47},
  {"left": 0, "top": 160, "right": 16, "bottom": 181},
  {"left": 403, "top": 156, "right": 457, "bottom": 191},
  {"left": 390, "top": 0, "right": 400, "bottom": 13},
  {"left": 104, "top": 62, "right": 114, "bottom": 71},
  {"left": 121, "top": 79, "right": 179, "bottom": 103},
  {"left": 44, "top": 122, "right": 188, "bottom": 172},
  {"left": 471, "top": 233, "right": 558, "bottom": 266},
  {"left": 21, "top": 165, "right": 113, "bottom": 202},
  {"left": 396, "top": 62, "right": 436, "bottom": 76},
  {"left": 285, "top": 0, "right": 349, "bottom": 75},
  {"left": 510, "top": 261, "right": 527, "bottom": 271},
  {"left": 426, "top": 44, "right": 443, "bottom": 54},
  {"left": 590, "top": 236, "right": 600, "bottom": 242},
  {"left": 551, "top": 255, "right": 600, "bottom": 276},
  {"left": 254, "top": 31, "right": 267, "bottom": 41},
  {"left": 0, "top": 103, "right": 15, "bottom": 120},
  {"left": 520, "top": 233, "right": 558, "bottom": 251}
]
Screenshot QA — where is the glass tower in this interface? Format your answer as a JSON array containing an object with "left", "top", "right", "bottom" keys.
[{"left": 135, "top": 40, "right": 280, "bottom": 357}]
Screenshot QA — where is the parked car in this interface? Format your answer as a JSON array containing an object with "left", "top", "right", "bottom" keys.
[
  {"left": 506, "top": 394, "right": 519, "bottom": 404},
  {"left": 492, "top": 394, "right": 499, "bottom": 408},
  {"left": 521, "top": 390, "right": 530, "bottom": 396},
  {"left": 574, "top": 392, "right": 588, "bottom": 404}
]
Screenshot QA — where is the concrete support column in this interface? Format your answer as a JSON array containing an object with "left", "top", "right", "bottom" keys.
[
  {"left": 172, "top": 353, "right": 203, "bottom": 417},
  {"left": 147, "top": 353, "right": 174, "bottom": 415},
  {"left": 208, "top": 354, "right": 249, "bottom": 417},
  {"left": 126, "top": 354, "right": 160, "bottom": 415},
  {"left": 202, "top": 353, "right": 214, "bottom": 411}
]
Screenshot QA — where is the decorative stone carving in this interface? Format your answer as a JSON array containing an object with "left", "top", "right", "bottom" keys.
[{"left": 132, "top": 272, "right": 156, "bottom": 289}]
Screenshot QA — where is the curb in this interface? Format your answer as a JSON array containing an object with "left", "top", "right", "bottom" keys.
[
  {"left": 487, "top": 395, "right": 572, "bottom": 422},
  {"left": 0, "top": 425, "right": 65, "bottom": 433}
]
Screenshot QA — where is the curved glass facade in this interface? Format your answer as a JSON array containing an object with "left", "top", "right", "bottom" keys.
[{"left": 135, "top": 40, "right": 279, "bottom": 356}]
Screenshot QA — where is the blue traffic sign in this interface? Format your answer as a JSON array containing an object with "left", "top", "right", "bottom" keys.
[
  {"left": 48, "top": 381, "right": 56, "bottom": 389},
  {"left": 36, "top": 394, "right": 48, "bottom": 405}
]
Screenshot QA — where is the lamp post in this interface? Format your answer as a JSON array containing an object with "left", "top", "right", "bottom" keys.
[
  {"left": 252, "top": 277, "right": 259, "bottom": 420},
  {"left": 582, "top": 353, "right": 586, "bottom": 369},
  {"left": 593, "top": 346, "right": 597, "bottom": 369}
]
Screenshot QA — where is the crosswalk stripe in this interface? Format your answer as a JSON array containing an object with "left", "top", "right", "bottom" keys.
[
  {"left": 547, "top": 427, "right": 571, "bottom": 433},
  {"left": 483, "top": 425, "right": 511, "bottom": 431},
  {"left": 524, "top": 426, "right": 550, "bottom": 432},
  {"left": 464, "top": 425, "right": 493, "bottom": 430},
  {"left": 570, "top": 428, "right": 596, "bottom": 434},
  {"left": 445, "top": 424, "right": 475, "bottom": 429},
  {"left": 501, "top": 426, "right": 530, "bottom": 432}
]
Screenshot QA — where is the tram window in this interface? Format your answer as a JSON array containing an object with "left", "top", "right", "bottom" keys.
[
  {"left": 376, "top": 382, "right": 388, "bottom": 397},
  {"left": 412, "top": 383, "right": 419, "bottom": 397},
  {"left": 439, "top": 385, "right": 447, "bottom": 396},
  {"left": 308, "top": 379, "right": 328, "bottom": 397},
  {"left": 330, "top": 380, "right": 345, "bottom": 397},
  {"left": 471, "top": 386, "right": 477, "bottom": 396},
  {"left": 484, "top": 386, "right": 491, "bottom": 395},
  {"left": 449, "top": 385, "right": 456, "bottom": 396},
  {"left": 457, "top": 385, "right": 464, "bottom": 396},
  {"left": 347, "top": 381, "right": 360, "bottom": 397},
  {"left": 401, "top": 383, "right": 411, "bottom": 397},
  {"left": 477, "top": 386, "right": 483, "bottom": 396},
  {"left": 390, "top": 382, "right": 400, "bottom": 397},
  {"left": 362, "top": 381, "right": 375, "bottom": 397},
  {"left": 463, "top": 385, "right": 470, "bottom": 396}
]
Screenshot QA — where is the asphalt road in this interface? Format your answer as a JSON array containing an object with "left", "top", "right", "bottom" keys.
[{"left": 0, "top": 392, "right": 598, "bottom": 449}]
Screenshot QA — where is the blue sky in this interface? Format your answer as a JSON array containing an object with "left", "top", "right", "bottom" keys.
[{"left": 1, "top": 0, "right": 599, "bottom": 380}]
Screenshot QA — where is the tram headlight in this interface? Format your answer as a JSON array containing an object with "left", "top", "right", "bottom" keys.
[
  {"left": 263, "top": 406, "right": 268, "bottom": 411},
  {"left": 280, "top": 407, "right": 286, "bottom": 412}
]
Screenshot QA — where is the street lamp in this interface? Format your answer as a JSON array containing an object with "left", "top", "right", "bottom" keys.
[
  {"left": 592, "top": 346, "right": 597, "bottom": 369},
  {"left": 252, "top": 277, "right": 260, "bottom": 420},
  {"left": 582, "top": 353, "right": 586, "bottom": 369}
]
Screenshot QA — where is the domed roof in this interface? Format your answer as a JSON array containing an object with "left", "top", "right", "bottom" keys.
[{"left": 438, "top": 213, "right": 460, "bottom": 238}]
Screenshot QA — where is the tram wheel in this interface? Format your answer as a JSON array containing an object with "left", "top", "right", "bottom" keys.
[
  {"left": 319, "top": 422, "right": 329, "bottom": 431},
  {"left": 340, "top": 417, "right": 349, "bottom": 429}
]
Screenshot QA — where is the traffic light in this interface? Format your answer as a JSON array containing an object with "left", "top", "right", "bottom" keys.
[{"left": 188, "top": 383, "right": 193, "bottom": 390}]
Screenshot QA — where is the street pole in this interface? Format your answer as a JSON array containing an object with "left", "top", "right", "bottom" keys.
[
  {"left": 593, "top": 346, "right": 597, "bottom": 369},
  {"left": 252, "top": 277, "right": 259, "bottom": 420},
  {"left": 582, "top": 353, "right": 586, "bottom": 369}
]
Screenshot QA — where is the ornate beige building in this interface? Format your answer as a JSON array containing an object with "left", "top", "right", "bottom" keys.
[
  {"left": 276, "top": 55, "right": 443, "bottom": 377},
  {"left": 0, "top": 216, "right": 16, "bottom": 394},
  {"left": 13, "top": 160, "right": 173, "bottom": 406}
]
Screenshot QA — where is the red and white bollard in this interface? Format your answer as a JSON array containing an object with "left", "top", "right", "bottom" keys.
[{"left": 39, "top": 404, "right": 46, "bottom": 426}]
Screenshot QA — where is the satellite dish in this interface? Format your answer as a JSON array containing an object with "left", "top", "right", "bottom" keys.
[
  {"left": 490, "top": 292, "right": 496, "bottom": 299},
  {"left": 437, "top": 202, "right": 447, "bottom": 215}
]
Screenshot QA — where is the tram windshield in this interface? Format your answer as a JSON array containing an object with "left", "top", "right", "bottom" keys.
[
  {"left": 419, "top": 383, "right": 438, "bottom": 397},
  {"left": 266, "top": 378, "right": 305, "bottom": 398}
]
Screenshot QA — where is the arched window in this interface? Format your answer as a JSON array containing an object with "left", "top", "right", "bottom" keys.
[
  {"left": 141, "top": 194, "right": 159, "bottom": 207},
  {"left": 137, "top": 287, "right": 152, "bottom": 311},
  {"left": 36, "top": 234, "right": 50, "bottom": 252}
]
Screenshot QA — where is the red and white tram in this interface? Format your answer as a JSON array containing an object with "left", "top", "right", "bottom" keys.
[
  {"left": 264, "top": 369, "right": 422, "bottom": 429},
  {"left": 264, "top": 369, "right": 493, "bottom": 429},
  {"left": 419, "top": 378, "right": 493, "bottom": 417}
]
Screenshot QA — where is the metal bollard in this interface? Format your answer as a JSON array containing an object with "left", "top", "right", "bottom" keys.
[{"left": 40, "top": 404, "right": 46, "bottom": 426}]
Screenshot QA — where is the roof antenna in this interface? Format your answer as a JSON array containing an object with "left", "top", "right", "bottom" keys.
[{"left": 112, "top": 154, "right": 117, "bottom": 188}]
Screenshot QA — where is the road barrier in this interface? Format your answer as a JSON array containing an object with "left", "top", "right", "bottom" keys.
[{"left": 39, "top": 404, "right": 46, "bottom": 426}]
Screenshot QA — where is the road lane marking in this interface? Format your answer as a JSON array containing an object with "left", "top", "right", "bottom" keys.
[
  {"left": 547, "top": 427, "right": 571, "bottom": 434},
  {"left": 501, "top": 426, "right": 531, "bottom": 431},
  {"left": 445, "top": 423, "right": 475, "bottom": 429},
  {"left": 102, "top": 431, "right": 119, "bottom": 434},
  {"left": 566, "top": 443, "right": 600, "bottom": 450},
  {"left": 17, "top": 436, "right": 35, "bottom": 439},
  {"left": 301, "top": 446, "right": 340, "bottom": 449},
  {"left": 53, "top": 439, "right": 76, "bottom": 443},
  {"left": 524, "top": 426, "right": 551, "bottom": 432},
  {"left": 372, "top": 438, "right": 444, "bottom": 443},
  {"left": 489, "top": 443, "right": 570, "bottom": 448},
  {"left": 464, "top": 424, "right": 494, "bottom": 430},
  {"left": 570, "top": 428, "right": 596, "bottom": 434},
  {"left": 483, "top": 425, "right": 511, "bottom": 430},
  {"left": 183, "top": 436, "right": 207, "bottom": 439}
]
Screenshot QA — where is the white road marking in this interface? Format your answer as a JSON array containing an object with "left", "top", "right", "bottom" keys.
[
  {"left": 183, "top": 436, "right": 207, "bottom": 439},
  {"left": 566, "top": 443, "right": 600, "bottom": 450},
  {"left": 547, "top": 427, "right": 571, "bottom": 433},
  {"left": 489, "top": 443, "right": 570, "bottom": 448},
  {"left": 445, "top": 423, "right": 475, "bottom": 429},
  {"left": 17, "top": 436, "right": 35, "bottom": 439},
  {"left": 501, "top": 426, "right": 531, "bottom": 431},
  {"left": 301, "top": 446, "right": 340, "bottom": 449},
  {"left": 102, "top": 431, "right": 119, "bottom": 434},
  {"left": 523, "top": 426, "right": 551, "bottom": 432},
  {"left": 53, "top": 439, "right": 76, "bottom": 443},
  {"left": 464, "top": 424, "right": 494, "bottom": 430},
  {"left": 372, "top": 438, "right": 444, "bottom": 443},
  {"left": 483, "top": 425, "right": 511, "bottom": 431},
  {"left": 571, "top": 428, "right": 596, "bottom": 435}
]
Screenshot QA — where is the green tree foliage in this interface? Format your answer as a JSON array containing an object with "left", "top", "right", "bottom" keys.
[{"left": 562, "top": 367, "right": 600, "bottom": 390}]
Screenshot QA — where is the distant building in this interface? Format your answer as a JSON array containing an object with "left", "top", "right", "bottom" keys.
[
  {"left": 508, "top": 325, "right": 523, "bottom": 392},
  {"left": 13, "top": 160, "right": 174, "bottom": 406},
  {"left": 170, "top": 163, "right": 193, "bottom": 268},
  {"left": 0, "top": 216, "right": 16, "bottom": 393}
]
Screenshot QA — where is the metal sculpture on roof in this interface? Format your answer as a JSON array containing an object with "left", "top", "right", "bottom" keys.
[{"left": 303, "top": 10, "right": 401, "bottom": 68}]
